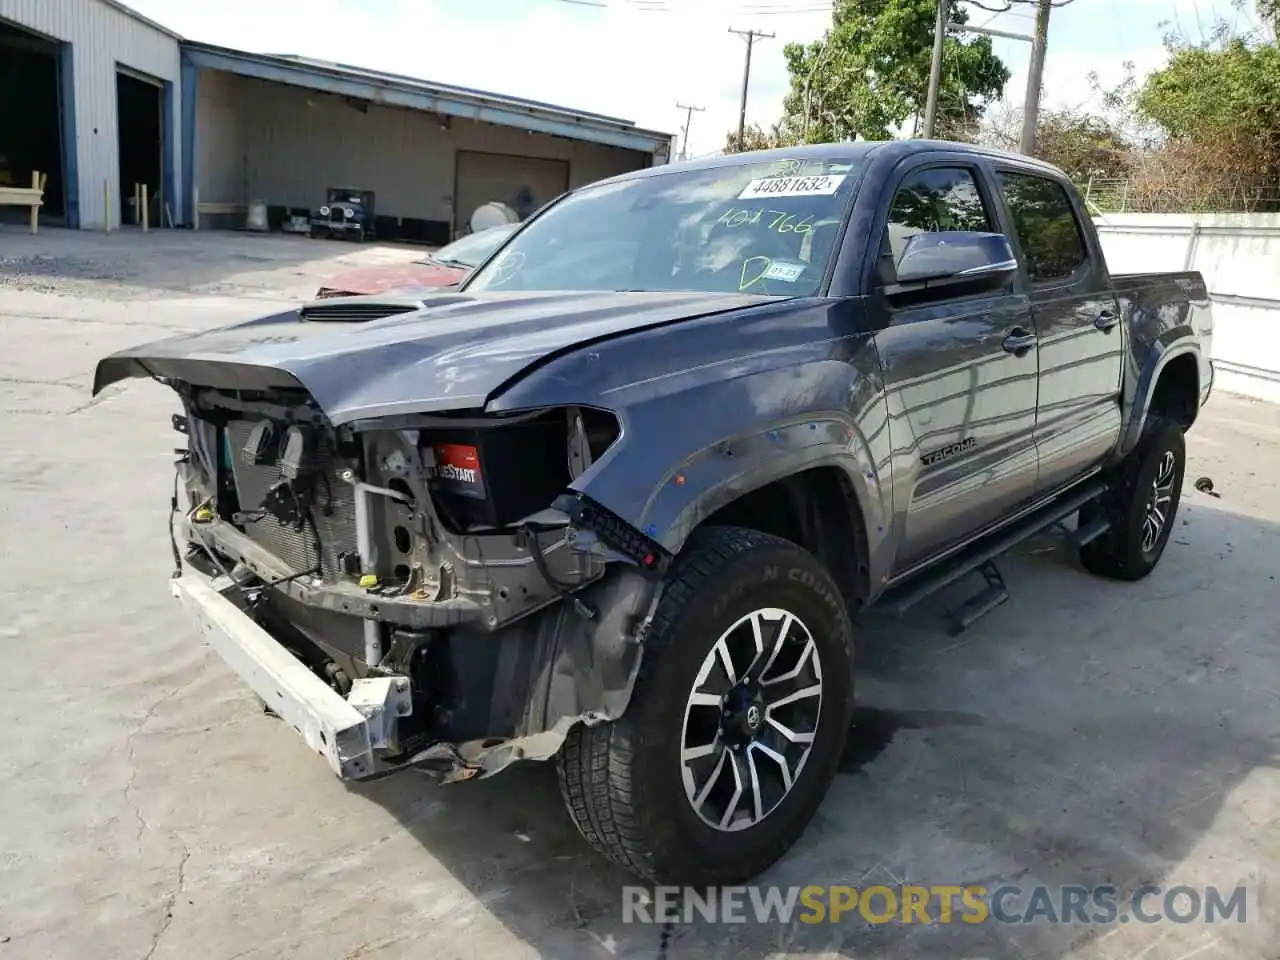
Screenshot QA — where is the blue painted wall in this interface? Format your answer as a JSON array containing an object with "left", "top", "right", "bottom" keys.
[
  {"left": 180, "top": 53, "right": 195, "bottom": 226},
  {"left": 162, "top": 77, "right": 176, "bottom": 225},
  {"left": 58, "top": 41, "right": 79, "bottom": 228}
]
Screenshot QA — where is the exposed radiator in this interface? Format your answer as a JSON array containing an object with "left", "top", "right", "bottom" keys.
[{"left": 225, "top": 420, "right": 358, "bottom": 579}]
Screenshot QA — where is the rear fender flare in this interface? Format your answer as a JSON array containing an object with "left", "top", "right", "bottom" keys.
[{"left": 1117, "top": 335, "right": 1201, "bottom": 460}]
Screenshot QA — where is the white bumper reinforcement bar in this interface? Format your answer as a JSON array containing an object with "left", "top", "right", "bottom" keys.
[{"left": 170, "top": 573, "right": 409, "bottom": 780}]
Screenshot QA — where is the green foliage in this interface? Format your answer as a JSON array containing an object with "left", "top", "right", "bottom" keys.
[
  {"left": 775, "top": 0, "right": 1009, "bottom": 143},
  {"left": 724, "top": 122, "right": 797, "bottom": 154},
  {"left": 980, "top": 104, "right": 1135, "bottom": 182},
  {"left": 1258, "top": 0, "right": 1280, "bottom": 36},
  {"left": 1136, "top": 39, "right": 1280, "bottom": 142},
  {"left": 1033, "top": 110, "right": 1134, "bottom": 181}
]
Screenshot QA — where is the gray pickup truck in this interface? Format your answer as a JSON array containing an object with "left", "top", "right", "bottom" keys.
[{"left": 95, "top": 140, "right": 1214, "bottom": 886}]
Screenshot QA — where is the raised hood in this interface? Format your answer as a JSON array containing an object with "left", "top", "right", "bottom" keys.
[{"left": 93, "top": 290, "right": 779, "bottom": 425}]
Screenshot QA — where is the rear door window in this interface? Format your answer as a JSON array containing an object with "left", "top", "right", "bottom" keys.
[{"left": 997, "top": 172, "right": 1088, "bottom": 282}]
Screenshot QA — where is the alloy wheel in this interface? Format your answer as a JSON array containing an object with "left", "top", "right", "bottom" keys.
[
  {"left": 1141, "top": 449, "right": 1177, "bottom": 554},
  {"left": 679, "top": 607, "right": 824, "bottom": 832}
]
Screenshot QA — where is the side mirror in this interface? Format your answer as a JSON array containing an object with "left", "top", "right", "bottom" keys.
[{"left": 893, "top": 231, "right": 1018, "bottom": 287}]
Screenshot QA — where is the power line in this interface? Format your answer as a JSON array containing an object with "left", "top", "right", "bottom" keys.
[
  {"left": 675, "top": 102, "right": 705, "bottom": 160},
  {"left": 925, "top": 0, "right": 1055, "bottom": 153},
  {"left": 736, "top": 4, "right": 833, "bottom": 12},
  {"left": 545, "top": 0, "right": 833, "bottom": 13},
  {"left": 728, "top": 27, "right": 776, "bottom": 148},
  {"left": 967, "top": 0, "right": 1077, "bottom": 11}
]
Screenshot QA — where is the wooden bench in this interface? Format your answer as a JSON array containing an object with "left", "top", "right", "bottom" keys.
[
  {"left": 192, "top": 188, "right": 248, "bottom": 230},
  {"left": 0, "top": 172, "right": 47, "bottom": 234}
]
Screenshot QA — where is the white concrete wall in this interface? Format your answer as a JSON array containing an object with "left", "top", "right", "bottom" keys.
[
  {"left": 0, "top": 0, "right": 182, "bottom": 230},
  {"left": 1095, "top": 213, "right": 1280, "bottom": 404},
  {"left": 193, "top": 72, "right": 648, "bottom": 228}
]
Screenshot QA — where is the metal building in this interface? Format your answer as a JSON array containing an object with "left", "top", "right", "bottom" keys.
[
  {"left": 184, "top": 44, "right": 672, "bottom": 242},
  {"left": 0, "top": 0, "right": 182, "bottom": 230},
  {"left": 0, "top": 0, "right": 672, "bottom": 238}
]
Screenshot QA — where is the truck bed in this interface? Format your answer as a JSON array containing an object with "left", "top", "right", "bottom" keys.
[{"left": 1110, "top": 270, "right": 1209, "bottom": 300}]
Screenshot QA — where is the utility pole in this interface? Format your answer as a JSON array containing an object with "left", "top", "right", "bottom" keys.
[
  {"left": 1019, "top": 0, "right": 1053, "bottom": 155},
  {"left": 922, "top": 0, "right": 949, "bottom": 139},
  {"left": 934, "top": 3, "right": 1043, "bottom": 156},
  {"left": 675, "top": 102, "right": 705, "bottom": 161},
  {"left": 729, "top": 27, "right": 775, "bottom": 149}
]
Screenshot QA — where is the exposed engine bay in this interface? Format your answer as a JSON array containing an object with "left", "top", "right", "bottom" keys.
[{"left": 171, "top": 384, "right": 670, "bottom": 780}]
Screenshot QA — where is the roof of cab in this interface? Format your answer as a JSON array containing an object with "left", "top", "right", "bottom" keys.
[{"left": 601, "top": 139, "right": 1068, "bottom": 187}]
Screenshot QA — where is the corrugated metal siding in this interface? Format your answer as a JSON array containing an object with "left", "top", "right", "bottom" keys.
[
  {"left": 193, "top": 67, "right": 241, "bottom": 203},
  {"left": 201, "top": 73, "right": 647, "bottom": 227},
  {"left": 0, "top": 0, "right": 182, "bottom": 229},
  {"left": 454, "top": 151, "right": 568, "bottom": 234}
]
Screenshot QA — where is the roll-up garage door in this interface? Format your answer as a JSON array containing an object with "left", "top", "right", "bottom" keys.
[{"left": 454, "top": 150, "right": 570, "bottom": 234}]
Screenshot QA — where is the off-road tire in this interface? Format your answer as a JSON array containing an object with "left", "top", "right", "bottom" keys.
[
  {"left": 556, "top": 526, "right": 855, "bottom": 885},
  {"left": 1079, "top": 417, "right": 1186, "bottom": 581}
]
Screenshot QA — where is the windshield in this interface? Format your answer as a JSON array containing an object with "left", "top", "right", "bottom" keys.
[
  {"left": 463, "top": 156, "right": 864, "bottom": 297},
  {"left": 422, "top": 224, "right": 519, "bottom": 269}
]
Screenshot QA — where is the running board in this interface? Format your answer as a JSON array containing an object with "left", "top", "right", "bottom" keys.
[{"left": 872, "top": 479, "right": 1109, "bottom": 625}]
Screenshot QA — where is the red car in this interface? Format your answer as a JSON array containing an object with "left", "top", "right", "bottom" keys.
[{"left": 314, "top": 223, "right": 518, "bottom": 299}]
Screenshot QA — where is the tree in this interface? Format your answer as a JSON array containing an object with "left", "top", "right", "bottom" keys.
[
  {"left": 723, "top": 122, "right": 796, "bottom": 154},
  {"left": 981, "top": 105, "right": 1135, "bottom": 182},
  {"left": 1126, "top": 32, "right": 1280, "bottom": 211},
  {"left": 1258, "top": 0, "right": 1279, "bottom": 38},
  {"left": 775, "top": 0, "right": 1010, "bottom": 144},
  {"left": 1136, "top": 40, "right": 1280, "bottom": 145}
]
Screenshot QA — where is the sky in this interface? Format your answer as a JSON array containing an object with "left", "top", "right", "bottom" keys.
[{"left": 123, "top": 0, "right": 1264, "bottom": 158}]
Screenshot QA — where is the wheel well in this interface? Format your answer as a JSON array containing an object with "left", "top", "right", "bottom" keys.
[
  {"left": 697, "top": 467, "right": 870, "bottom": 614},
  {"left": 1149, "top": 353, "right": 1200, "bottom": 430}
]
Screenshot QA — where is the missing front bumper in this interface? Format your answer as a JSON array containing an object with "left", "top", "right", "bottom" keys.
[
  {"left": 169, "top": 558, "right": 661, "bottom": 784},
  {"left": 171, "top": 572, "right": 406, "bottom": 780}
]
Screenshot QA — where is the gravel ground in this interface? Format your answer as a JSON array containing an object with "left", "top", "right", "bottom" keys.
[{"left": 0, "top": 227, "right": 1277, "bottom": 960}]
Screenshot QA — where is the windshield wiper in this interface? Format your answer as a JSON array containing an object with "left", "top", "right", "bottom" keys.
[{"left": 432, "top": 257, "right": 472, "bottom": 269}]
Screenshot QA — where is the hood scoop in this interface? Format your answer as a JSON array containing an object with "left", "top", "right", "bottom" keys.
[{"left": 298, "top": 300, "right": 420, "bottom": 323}]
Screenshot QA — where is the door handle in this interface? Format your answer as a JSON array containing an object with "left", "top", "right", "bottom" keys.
[
  {"left": 1095, "top": 309, "right": 1120, "bottom": 332},
  {"left": 1002, "top": 328, "right": 1036, "bottom": 357}
]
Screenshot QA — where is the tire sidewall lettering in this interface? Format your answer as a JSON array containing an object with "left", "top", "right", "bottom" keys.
[{"left": 710, "top": 558, "right": 839, "bottom": 620}]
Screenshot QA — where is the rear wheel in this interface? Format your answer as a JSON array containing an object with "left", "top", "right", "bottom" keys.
[
  {"left": 1080, "top": 417, "right": 1186, "bottom": 580},
  {"left": 556, "top": 526, "right": 854, "bottom": 885}
]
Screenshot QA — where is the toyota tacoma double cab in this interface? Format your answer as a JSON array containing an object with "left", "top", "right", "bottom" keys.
[{"left": 95, "top": 140, "right": 1214, "bottom": 886}]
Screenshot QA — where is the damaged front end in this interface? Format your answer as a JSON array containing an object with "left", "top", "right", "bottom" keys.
[{"left": 169, "top": 384, "right": 669, "bottom": 782}]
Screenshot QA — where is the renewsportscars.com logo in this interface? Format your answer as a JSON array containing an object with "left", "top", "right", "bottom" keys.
[{"left": 622, "top": 884, "right": 1250, "bottom": 926}]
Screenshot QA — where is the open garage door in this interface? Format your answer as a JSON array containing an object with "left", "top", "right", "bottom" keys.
[
  {"left": 454, "top": 150, "right": 569, "bottom": 236},
  {"left": 0, "top": 20, "right": 65, "bottom": 221},
  {"left": 116, "top": 67, "right": 163, "bottom": 227}
]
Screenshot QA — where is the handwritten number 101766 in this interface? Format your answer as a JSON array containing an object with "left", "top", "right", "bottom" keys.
[{"left": 716, "top": 207, "right": 814, "bottom": 234}]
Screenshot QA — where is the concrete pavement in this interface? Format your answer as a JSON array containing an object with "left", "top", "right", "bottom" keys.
[{"left": 1, "top": 228, "right": 1276, "bottom": 960}]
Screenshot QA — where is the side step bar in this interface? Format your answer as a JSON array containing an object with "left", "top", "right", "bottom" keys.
[
  {"left": 873, "top": 479, "right": 1109, "bottom": 628},
  {"left": 1070, "top": 512, "right": 1111, "bottom": 548},
  {"left": 945, "top": 560, "right": 1007, "bottom": 636}
]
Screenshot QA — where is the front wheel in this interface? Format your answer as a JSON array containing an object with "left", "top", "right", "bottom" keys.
[
  {"left": 556, "top": 526, "right": 855, "bottom": 885},
  {"left": 1080, "top": 417, "right": 1186, "bottom": 580}
]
